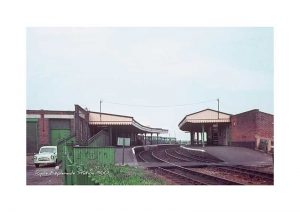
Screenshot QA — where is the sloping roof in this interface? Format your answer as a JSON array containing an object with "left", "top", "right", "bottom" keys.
[
  {"left": 178, "top": 108, "right": 231, "bottom": 130},
  {"left": 89, "top": 111, "right": 168, "bottom": 134}
]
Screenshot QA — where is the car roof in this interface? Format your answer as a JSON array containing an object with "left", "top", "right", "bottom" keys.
[{"left": 41, "top": 146, "right": 57, "bottom": 148}]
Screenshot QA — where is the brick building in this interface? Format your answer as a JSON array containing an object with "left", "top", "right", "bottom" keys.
[
  {"left": 179, "top": 108, "right": 274, "bottom": 152},
  {"left": 26, "top": 110, "right": 75, "bottom": 153},
  {"left": 230, "top": 109, "right": 274, "bottom": 151},
  {"left": 26, "top": 105, "right": 168, "bottom": 154}
]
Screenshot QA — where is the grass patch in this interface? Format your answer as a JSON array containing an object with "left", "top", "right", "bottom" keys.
[{"left": 86, "top": 164, "right": 166, "bottom": 185}]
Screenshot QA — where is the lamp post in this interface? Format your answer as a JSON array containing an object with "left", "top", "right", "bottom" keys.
[
  {"left": 217, "top": 98, "right": 219, "bottom": 119},
  {"left": 100, "top": 99, "right": 102, "bottom": 122}
]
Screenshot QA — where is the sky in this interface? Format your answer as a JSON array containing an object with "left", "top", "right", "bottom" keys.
[{"left": 27, "top": 27, "right": 273, "bottom": 140}]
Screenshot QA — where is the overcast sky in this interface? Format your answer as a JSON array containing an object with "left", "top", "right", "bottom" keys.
[{"left": 27, "top": 27, "right": 273, "bottom": 140}]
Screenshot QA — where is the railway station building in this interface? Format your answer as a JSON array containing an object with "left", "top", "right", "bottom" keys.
[
  {"left": 26, "top": 105, "right": 168, "bottom": 153},
  {"left": 178, "top": 108, "right": 274, "bottom": 152}
]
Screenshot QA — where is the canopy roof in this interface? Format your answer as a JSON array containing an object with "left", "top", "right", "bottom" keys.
[
  {"left": 178, "top": 108, "right": 231, "bottom": 131},
  {"left": 89, "top": 111, "right": 168, "bottom": 134}
]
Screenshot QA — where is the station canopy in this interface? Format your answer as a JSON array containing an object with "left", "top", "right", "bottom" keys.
[
  {"left": 178, "top": 109, "right": 231, "bottom": 131},
  {"left": 89, "top": 111, "right": 168, "bottom": 134}
]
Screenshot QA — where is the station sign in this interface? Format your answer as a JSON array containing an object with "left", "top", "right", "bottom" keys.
[{"left": 117, "top": 137, "right": 130, "bottom": 146}]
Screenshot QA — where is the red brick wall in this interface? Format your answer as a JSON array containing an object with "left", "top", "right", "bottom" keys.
[
  {"left": 230, "top": 109, "right": 274, "bottom": 149},
  {"left": 230, "top": 109, "right": 258, "bottom": 142},
  {"left": 27, "top": 110, "right": 77, "bottom": 151},
  {"left": 256, "top": 112, "right": 274, "bottom": 140},
  {"left": 38, "top": 115, "right": 49, "bottom": 146},
  {"left": 70, "top": 119, "right": 75, "bottom": 135}
]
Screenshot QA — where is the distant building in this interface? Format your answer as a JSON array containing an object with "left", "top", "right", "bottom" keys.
[{"left": 178, "top": 108, "right": 273, "bottom": 152}]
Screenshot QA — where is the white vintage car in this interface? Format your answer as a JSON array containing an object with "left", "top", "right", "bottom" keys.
[{"left": 33, "top": 146, "right": 58, "bottom": 167}]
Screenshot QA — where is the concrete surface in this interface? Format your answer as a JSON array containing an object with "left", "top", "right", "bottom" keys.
[
  {"left": 184, "top": 146, "right": 273, "bottom": 166},
  {"left": 26, "top": 155, "right": 63, "bottom": 185},
  {"left": 115, "top": 147, "right": 138, "bottom": 166}
]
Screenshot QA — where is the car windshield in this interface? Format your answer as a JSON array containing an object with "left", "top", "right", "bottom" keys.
[{"left": 39, "top": 147, "right": 56, "bottom": 153}]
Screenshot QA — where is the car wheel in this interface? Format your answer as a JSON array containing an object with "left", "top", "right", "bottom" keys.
[{"left": 35, "top": 164, "right": 39, "bottom": 168}]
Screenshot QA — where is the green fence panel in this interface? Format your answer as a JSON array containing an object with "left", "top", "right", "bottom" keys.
[
  {"left": 73, "top": 147, "right": 115, "bottom": 166},
  {"left": 57, "top": 136, "right": 75, "bottom": 162},
  {"left": 58, "top": 135, "right": 115, "bottom": 185}
]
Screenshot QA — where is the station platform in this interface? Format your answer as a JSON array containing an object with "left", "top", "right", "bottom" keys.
[
  {"left": 115, "top": 147, "right": 138, "bottom": 166},
  {"left": 182, "top": 146, "right": 273, "bottom": 166}
]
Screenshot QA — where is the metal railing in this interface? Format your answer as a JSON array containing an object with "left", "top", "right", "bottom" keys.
[{"left": 87, "top": 130, "right": 110, "bottom": 147}]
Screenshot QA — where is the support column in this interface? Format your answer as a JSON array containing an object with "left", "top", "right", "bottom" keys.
[
  {"left": 114, "top": 128, "right": 118, "bottom": 146},
  {"left": 202, "top": 124, "right": 205, "bottom": 147},
  {"left": 157, "top": 133, "right": 159, "bottom": 144},
  {"left": 190, "top": 131, "right": 194, "bottom": 146},
  {"left": 109, "top": 127, "right": 112, "bottom": 146},
  {"left": 150, "top": 133, "right": 153, "bottom": 145},
  {"left": 197, "top": 132, "right": 199, "bottom": 145},
  {"left": 255, "top": 136, "right": 260, "bottom": 149},
  {"left": 225, "top": 125, "right": 229, "bottom": 146},
  {"left": 130, "top": 132, "right": 134, "bottom": 146},
  {"left": 144, "top": 133, "right": 147, "bottom": 145}
]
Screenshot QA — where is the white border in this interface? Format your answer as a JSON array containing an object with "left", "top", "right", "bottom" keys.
[{"left": 1, "top": 0, "right": 299, "bottom": 212}]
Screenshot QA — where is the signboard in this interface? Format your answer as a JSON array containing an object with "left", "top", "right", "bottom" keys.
[{"left": 117, "top": 137, "right": 130, "bottom": 146}]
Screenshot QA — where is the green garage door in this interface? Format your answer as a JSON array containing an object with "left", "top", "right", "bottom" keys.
[
  {"left": 50, "top": 119, "right": 71, "bottom": 146},
  {"left": 26, "top": 118, "right": 38, "bottom": 153},
  {"left": 50, "top": 129, "right": 71, "bottom": 146}
]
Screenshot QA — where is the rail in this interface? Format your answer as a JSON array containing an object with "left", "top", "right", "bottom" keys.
[
  {"left": 87, "top": 130, "right": 109, "bottom": 147},
  {"left": 136, "top": 146, "right": 252, "bottom": 185},
  {"left": 148, "top": 149, "right": 241, "bottom": 185}
]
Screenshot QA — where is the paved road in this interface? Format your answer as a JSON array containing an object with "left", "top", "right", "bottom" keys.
[{"left": 26, "top": 156, "right": 63, "bottom": 185}]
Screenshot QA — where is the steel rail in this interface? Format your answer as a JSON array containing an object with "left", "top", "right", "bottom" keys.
[
  {"left": 154, "top": 167, "right": 208, "bottom": 185},
  {"left": 174, "top": 149, "right": 215, "bottom": 163},
  {"left": 218, "top": 166, "right": 274, "bottom": 181},
  {"left": 138, "top": 151, "right": 147, "bottom": 162},
  {"left": 164, "top": 148, "right": 192, "bottom": 162},
  {"left": 151, "top": 148, "right": 242, "bottom": 185}
]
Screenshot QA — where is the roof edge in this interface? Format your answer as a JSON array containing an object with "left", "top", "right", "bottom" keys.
[
  {"left": 178, "top": 108, "right": 232, "bottom": 127},
  {"left": 26, "top": 109, "right": 74, "bottom": 114},
  {"left": 89, "top": 111, "right": 133, "bottom": 119}
]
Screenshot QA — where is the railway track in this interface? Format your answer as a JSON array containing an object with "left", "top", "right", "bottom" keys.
[
  {"left": 214, "top": 166, "right": 274, "bottom": 183},
  {"left": 151, "top": 166, "right": 241, "bottom": 185},
  {"left": 137, "top": 146, "right": 273, "bottom": 185},
  {"left": 138, "top": 147, "right": 241, "bottom": 185},
  {"left": 176, "top": 147, "right": 223, "bottom": 163},
  {"left": 138, "top": 150, "right": 162, "bottom": 163},
  {"left": 170, "top": 148, "right": 221, "bottom": 163},
  {"left": 153, "top": 167, "right": 208, "bottom": 185},
  {"left": 164, "top": 148, "right": 192, "bottom": 162}
]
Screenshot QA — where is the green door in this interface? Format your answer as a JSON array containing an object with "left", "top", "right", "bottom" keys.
[
  {"left": 50, "top": 129, "right": 71, "bottom": 146},
  {"left": 27, "top": 119, "right": 38, "bottom": 153}
]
